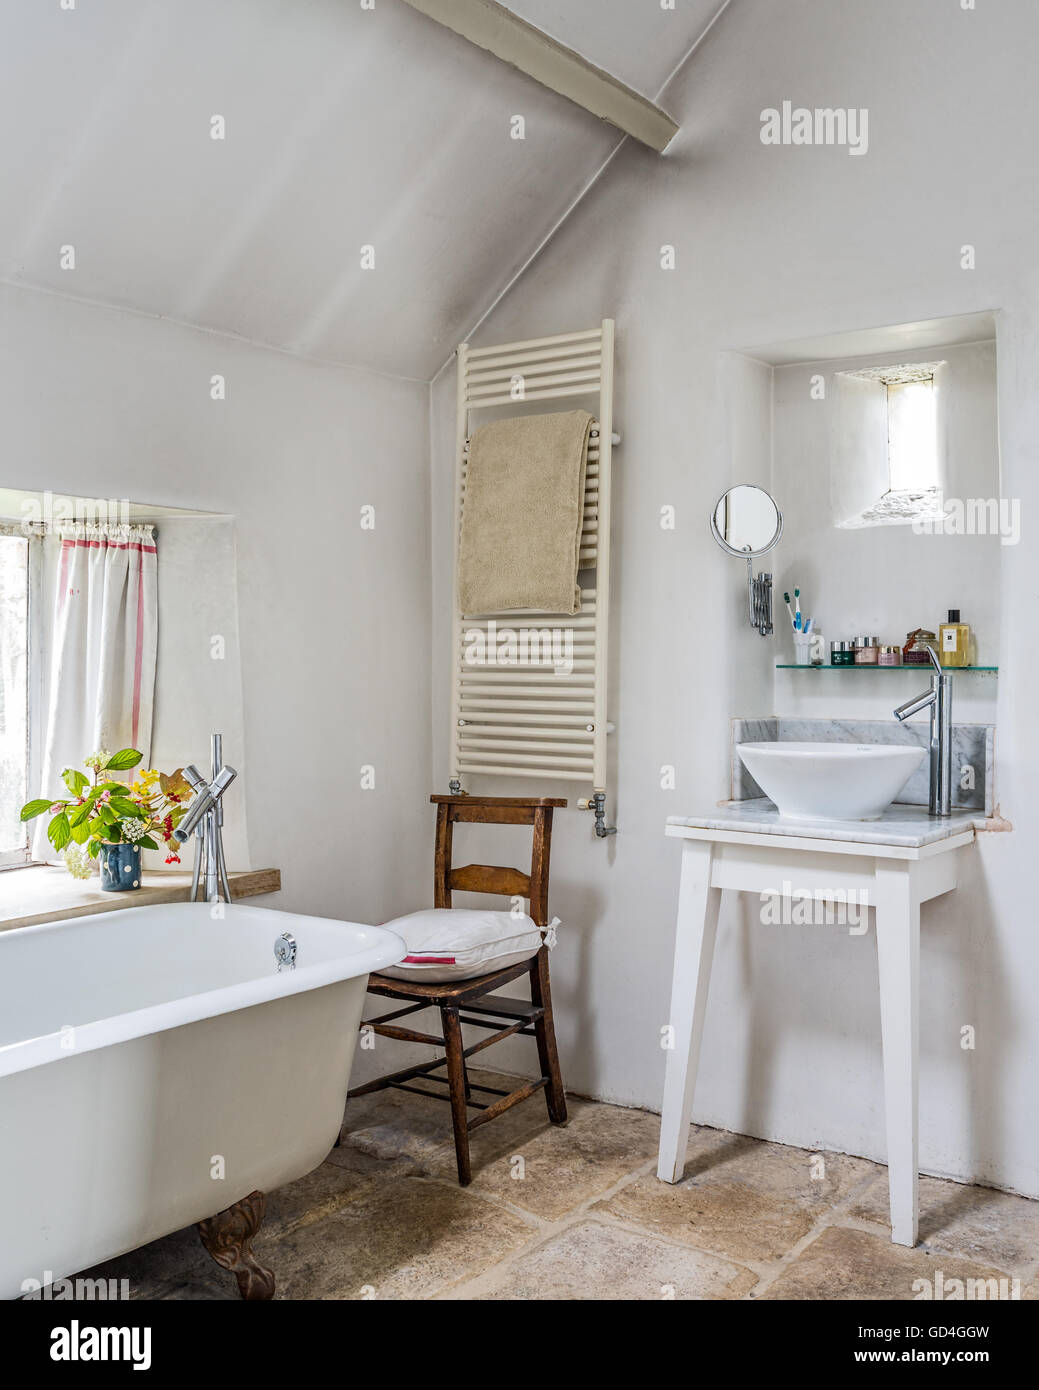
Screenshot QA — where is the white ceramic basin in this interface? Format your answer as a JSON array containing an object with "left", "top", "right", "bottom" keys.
[{"left": 737, "top": 741, "right": 926, "bottom": 822}]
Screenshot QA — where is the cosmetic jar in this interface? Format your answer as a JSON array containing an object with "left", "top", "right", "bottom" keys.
[
  {"left": 879, "top": 645, "right": 901, "bottom": 666},
  {"left": 830, "top": 641, "right": 854, "bottom": 667},
  {"left": 903, "top": 629, "right": 938, "bottom": 664},
  {"left": 853, "top": 636, "right": 880, "bottom": 665}
]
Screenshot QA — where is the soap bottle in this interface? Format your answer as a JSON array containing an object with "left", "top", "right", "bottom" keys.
[{"left": 939, "top": 609, "right": 971, "bottom": 667}]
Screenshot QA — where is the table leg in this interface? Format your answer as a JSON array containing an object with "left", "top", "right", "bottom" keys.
[
  {"left": 874, "top": 858, "right": 920, "bottom": 1247},
  {"left": 657, "top": 839, "right": 721, "bottom": 1184}
]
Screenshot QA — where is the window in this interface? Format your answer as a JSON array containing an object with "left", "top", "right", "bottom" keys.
[
  {"left": 0, "top": 526, "right": 41, "bottom": 867},
  {"left": 836, "top": 361, "right": 943, "bottom": 527},
  {"left": 886, "top": 377, "right": 938, "bottom": 493}
]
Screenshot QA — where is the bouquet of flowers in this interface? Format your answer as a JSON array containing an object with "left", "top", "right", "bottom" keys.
[{"left": 20, "top": 748, "right": 192, "bottom": 878}]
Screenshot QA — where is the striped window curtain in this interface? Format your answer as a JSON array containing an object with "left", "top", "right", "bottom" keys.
[{"left": 34, "top": 523, "right": 158, "bottom": 860}]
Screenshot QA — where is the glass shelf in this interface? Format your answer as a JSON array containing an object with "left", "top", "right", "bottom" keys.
[{"left": 776, "top": 663, "right": 998, "bottom": 672}]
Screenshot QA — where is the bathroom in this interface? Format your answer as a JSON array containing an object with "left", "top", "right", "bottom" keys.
[{"left": 2, "top": 0, "right": 1038, "bottom": 1350}]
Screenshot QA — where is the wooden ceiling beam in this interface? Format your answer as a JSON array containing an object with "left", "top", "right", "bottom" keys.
[{"left": 398, "top": 0, "right": 679, "bottom": 153}]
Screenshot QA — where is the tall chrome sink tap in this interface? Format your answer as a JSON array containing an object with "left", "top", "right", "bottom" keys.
[{"left": 893, "top": 646, "right": 952, "bottom": 817}]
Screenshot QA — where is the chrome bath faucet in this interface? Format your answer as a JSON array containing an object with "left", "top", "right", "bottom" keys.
[{"left": 173, "top": 733, "right": 237, "bottom": 901}]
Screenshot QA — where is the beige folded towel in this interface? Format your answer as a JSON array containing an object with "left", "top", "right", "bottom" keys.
[{"left": 458, "top": 409, "right": 593, "bottom": 616}]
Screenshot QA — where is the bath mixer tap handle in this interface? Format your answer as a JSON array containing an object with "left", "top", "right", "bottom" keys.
[{"left": 174, "top": 766, "right": 237, "bottom": 842}]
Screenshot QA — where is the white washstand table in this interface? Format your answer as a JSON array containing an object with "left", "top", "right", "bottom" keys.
[{"left": 657, "top": 799, "right": 978, "bottom": 1247}]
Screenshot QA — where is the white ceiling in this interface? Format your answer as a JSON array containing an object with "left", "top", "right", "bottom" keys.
[{"left": 0, "top": 0, "right": 722, "bottom": 380}]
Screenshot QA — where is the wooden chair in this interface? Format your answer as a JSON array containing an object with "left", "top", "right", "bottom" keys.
[{"left": 346, "top": 794, "right": 567, "bottom": 1185}]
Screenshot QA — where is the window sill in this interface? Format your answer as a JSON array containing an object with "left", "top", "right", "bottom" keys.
[{"left": 0, "top": 864, "right": 281, "bottom": 933}]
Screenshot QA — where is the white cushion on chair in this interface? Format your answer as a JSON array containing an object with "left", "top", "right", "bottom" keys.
[{"left": 377, "top": 908, "right": 543, "bottom": 983}]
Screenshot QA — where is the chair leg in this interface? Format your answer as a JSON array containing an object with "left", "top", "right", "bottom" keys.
[
  {"left": 530, "top": 946, "right": 567, "bottom": 1124},
  {"left": 441, "top": 1005, "right": 473, "bottom": 1185}
]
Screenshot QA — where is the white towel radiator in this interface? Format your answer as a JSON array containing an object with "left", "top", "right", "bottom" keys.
[{"left": 450, "top": 319, "right": 617, "bottom": 833}]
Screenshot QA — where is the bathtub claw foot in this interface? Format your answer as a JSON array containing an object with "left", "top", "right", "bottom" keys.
[{"left": 197, "top": 1190, "right": 275, "bottom": 1301}]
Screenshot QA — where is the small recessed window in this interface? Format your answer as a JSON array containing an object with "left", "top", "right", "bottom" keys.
[
  {"left": 836, "top": 361, "right": 944, "bottom": 527},
  {"left": 886, "top": 377, "right": 938, "bottom": 493}
]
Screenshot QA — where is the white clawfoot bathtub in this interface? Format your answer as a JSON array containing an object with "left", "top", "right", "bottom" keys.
[{"left": 0, "top": 901, "right": 404, "bottom": 1300}]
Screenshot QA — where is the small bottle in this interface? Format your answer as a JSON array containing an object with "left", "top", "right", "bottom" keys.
[
  {"left": 830, "top": 640, "right": 854, "bottom": 666},
  {"left": 939, "top": 609, "right": 971, "bottom": 667},
  {"left": 879, "top": 645, "right": 901, "bottom": 666}
]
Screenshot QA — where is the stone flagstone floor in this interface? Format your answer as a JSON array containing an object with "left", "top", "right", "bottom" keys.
[{"left": 85, "top": 1071, "right": 1039, "bottom": 1300}]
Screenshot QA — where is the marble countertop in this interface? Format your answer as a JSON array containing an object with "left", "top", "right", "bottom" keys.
[{"left": 667, "top": 799, "right": 982, "bottom": 848}]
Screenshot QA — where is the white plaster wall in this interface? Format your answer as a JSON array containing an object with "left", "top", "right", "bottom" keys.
[
  {"left": 0, "top": 281, "right": 433, "bottom": 933},
  {"left": 148, "top": 516, "right": 251, "bottom": 871},
  {"left": 430, "top": 0, "right": 1039, "bottom": 1195},
  {"left": 830, "top": 373, "right": 889, "bottom": 525}
]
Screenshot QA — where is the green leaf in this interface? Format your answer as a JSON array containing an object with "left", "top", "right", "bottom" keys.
[
  {"left": 68, "top": 802, "right": 92, "bottom": 828},
  {"left": 62, "top": 768, "right": 89, "bottom": 796},
  {"left": 109, "top": 798, "right": 141, "bottom": 818},
  {"left": 70, "top": 819, "right": 92, "bottom": 845},
  {"left": 137, "top": 835, "right": 160, "bottom": 851},
  {"left": 104, "top": 748, "right": 143, "bottom": 771},
  {"left": 87, "top": 838, "right": 101, "bottom": 859},
  {"left": 20, "top": 798, "right": 54, "bottom": 822},
  {"left": 47, "top": 814, "right": 71, "bottom": 851}
]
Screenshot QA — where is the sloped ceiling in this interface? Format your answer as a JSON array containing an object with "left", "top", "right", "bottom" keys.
[{"left": 0, "top": 0, "right": 722, "bottom": 380}]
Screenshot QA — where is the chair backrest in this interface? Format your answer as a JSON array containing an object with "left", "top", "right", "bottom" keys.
[{"left": 430, "top": 795, "right": 567, "bottom": 928}]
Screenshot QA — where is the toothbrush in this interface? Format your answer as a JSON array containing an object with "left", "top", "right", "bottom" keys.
[
  {"left": 784, "top": 592, "right": 796, "bottom": 628},
  {"left": 794, "top": 588, "right": 801, "bottom": 631},
  {"left": 804, "top": 618, "right": 812, "bottom": 634}
]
